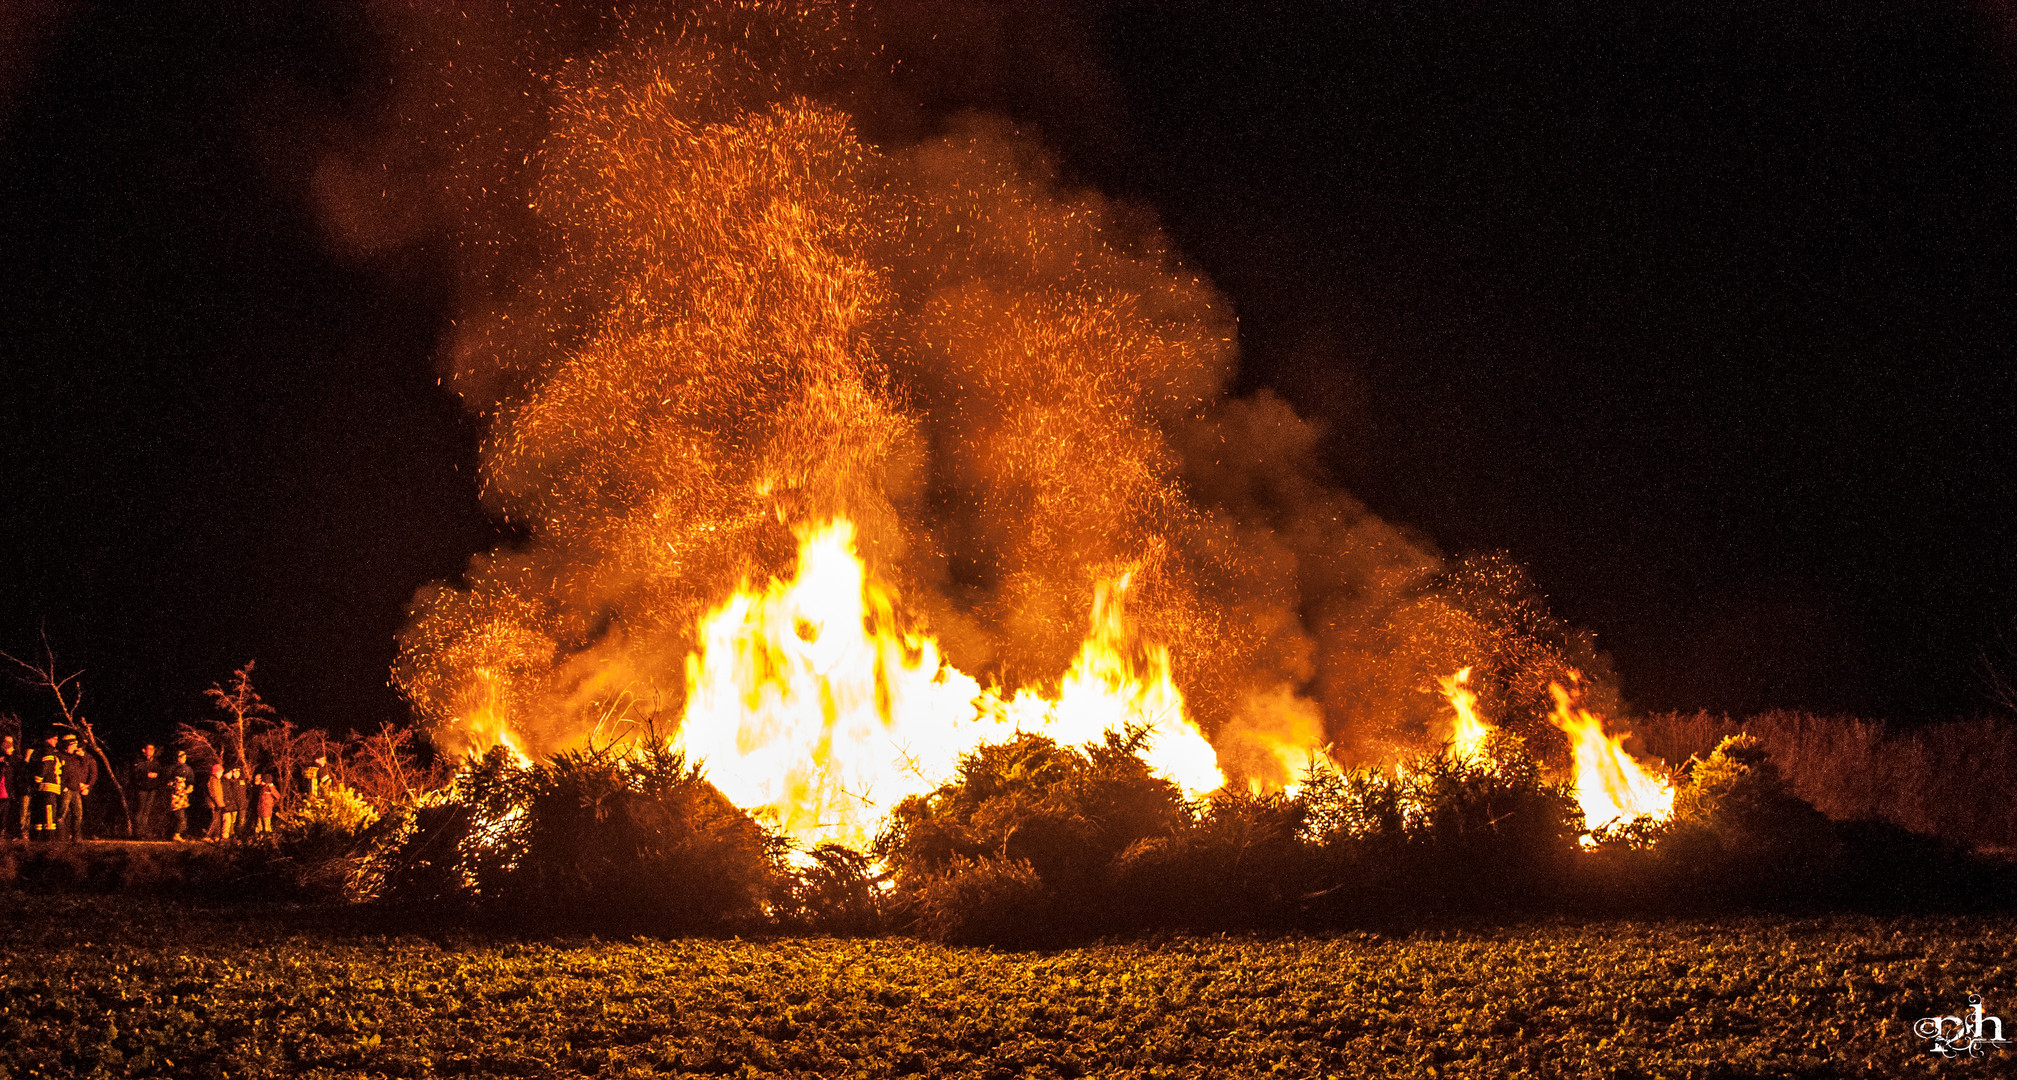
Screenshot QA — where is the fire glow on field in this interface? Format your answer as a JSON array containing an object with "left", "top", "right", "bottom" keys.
[{"left": 674, "top": 517, "right": 1223, "bottom": 850}]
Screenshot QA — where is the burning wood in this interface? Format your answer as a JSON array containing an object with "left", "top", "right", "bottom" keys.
[
  {"left": 675, "top": 517, "right": 1221, "bottom": 850},
  {"left": 1440, "top": 667, "right": 1492, "bottom": 765},
  {"left": 1437, "top": 667, "right": 1675, "bottom": 842},
  {"left": 378, "top": 7, "right": 1655, "bottom": 856},
  {"left": 1547, "top": 682, "right": 1675, "bottom": 839}
]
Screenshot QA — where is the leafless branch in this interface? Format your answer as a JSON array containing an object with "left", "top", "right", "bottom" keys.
[{"left": 1, "top": 634, "right": 132, "bottom": 836}]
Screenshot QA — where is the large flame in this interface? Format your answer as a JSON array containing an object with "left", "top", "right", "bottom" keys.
[
  {"left": 1546, "top": 681, "right": 1674, "bottom": 838},
  {"left": 675, "top": 517, "right": 1223, "bottom": 849}
]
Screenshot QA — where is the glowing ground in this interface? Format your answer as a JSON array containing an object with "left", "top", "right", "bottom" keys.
[{"left": 2, "top": 896, "right": 2009, "bottom": 1077}]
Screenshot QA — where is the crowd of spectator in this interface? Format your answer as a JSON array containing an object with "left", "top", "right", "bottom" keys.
[{"left": 0, "top": 732, "right": 317, "bottom": 842}]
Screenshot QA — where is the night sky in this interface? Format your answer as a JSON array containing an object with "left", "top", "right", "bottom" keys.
[{"left": 3, "top": 2, "right": 2015, "bottom": 745}]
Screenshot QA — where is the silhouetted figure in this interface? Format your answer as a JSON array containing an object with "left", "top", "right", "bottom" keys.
[
  {"left": 223, "top": 766, "right": 246, "bottom": 839},
  {"left": 57, "top": 734, "right": 94, "bottom": 841},
  {"left": 204, "top": 763, "right": 226, "bottom": 841},
  {"left": 168, "top": 773, "right": 191, "bottom": 841},
  {"left": 31, "top": 735, "right": 62, "bottom": 840},
  {"left": 0, "top": 735, "right": 17, "bottom": 840},
  {"left": 10, "top": 741, "right": 31, "bottom": 839},
  {"left": 253, "top": 773, "right": 278, "bottom": 835},
  {"left": 170, "top": 749, "right": 195, "bottom": 801},
  {"left": 132, "top": 744, "right": 165, "bottom": 839}
]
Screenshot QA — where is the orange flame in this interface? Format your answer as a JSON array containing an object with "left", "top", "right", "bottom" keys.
[
  {"left": 449, "top": 691, "right": 532, "bottom": 766},
  {"left": 1434, "top": 668, "right": 1674, "bottom": 842},
  {"left": 675, "top": 517, "right": 1223, "bottom": 849},
  {"left": 1439, "top": 666, "right": 1491, "bottom": 764},
  {"left": 1547, "top": 681, "right": 1674, "bottom": 839}
]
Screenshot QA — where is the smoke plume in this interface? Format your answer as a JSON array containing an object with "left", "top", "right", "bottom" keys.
[{"left": 319, "top": 2, "right": 1607, "bottom": 781}]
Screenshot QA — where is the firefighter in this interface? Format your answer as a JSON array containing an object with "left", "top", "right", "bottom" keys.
[
  {"left": 32, "top": 734, "right": 62, "bottom": 839},
  {"left": 57, "top": 734, "right": 95, "bottom": 841}
]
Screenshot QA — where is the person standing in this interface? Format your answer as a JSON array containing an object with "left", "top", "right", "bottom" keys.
[
  {"left": 56, "top": 734, "right": 93, "bottom": 842},
  {"left": 203, "top": 763, "right": 226, "bottom": 841},
  {"left": 132, "top": 745, "right": 165, "bottom": 840},
  {"left": 0, "top": 735, "right": 16, "bottom": 840},
  {"left": 170, "top": 750, "right": 196, "bottom": 805},
  {"left": 12, "top": 740, "right": 33, "bottom": 839},
  {"left": 222, "top": 766, "right": 247, "bottom": 839},
  {"left": 167, "top": 772, "right": 191, "bottom": 842},
  {"left": 31, "top": 735, "right": 63, "bottom": 840},
  {"left": 253, "top": 773, "right": 278, "bottom": 835}
]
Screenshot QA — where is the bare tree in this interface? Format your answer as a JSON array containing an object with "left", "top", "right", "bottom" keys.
[
  {"left": 247, "top": 717, "right": 338, "bottom": 814},
  {"left": 176, "top": 726, "right": 226, "bottom": 768},
  {"left": 1984, "top": 624, "right": 2017, "bottom": 718},
  {"left": 2, "top": 633, "right": 132, "bottom": 837},
  {"left": 346, "top": 722, "right": 448, "bottom": 808}
]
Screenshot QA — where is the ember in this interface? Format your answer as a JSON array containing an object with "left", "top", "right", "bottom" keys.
[{"left": 386, "top": 4, "right": 1652, "bottom": 853}]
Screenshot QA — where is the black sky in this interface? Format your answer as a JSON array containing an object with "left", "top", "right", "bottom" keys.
[{"left": 3, "top": 1, "right": 2015, "bottom": 744}]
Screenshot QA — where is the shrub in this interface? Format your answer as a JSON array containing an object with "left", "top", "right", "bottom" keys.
[
  {"left": 1657, "top": 734, "right": 1840, "bottom": 908},
  {"left": 875, "top": 730, "right": 1190, "bottom": 943},
  {"left": 289, "top": 784, "right": 381, "bottom": 841},
  {"left": 1634, "top": 710, "right": 2017, "bottom": 850},
  {"left": 777, "top": 843, "right": 888, "bottom": 935},
  {"left": 258, "top": 784, "right": 389, "bottom": 898},
  {"left": 1300, "top": 738, "right": 1582, "bottom": 922},
  {"left": 351, "top": 743, "right": 785, "bottom": 934},
  {"left": 906, "top": 856, "right": 1054, "bottom": 947},
  {"left": 1610, "top": 733, "right": 2012, "bottom": 912},
  {"left": 1111, "top": 789, "right": 1311, "bottom": 931},
  {"left": 348, "top": 796, "right": 478, "bottom": 910}
]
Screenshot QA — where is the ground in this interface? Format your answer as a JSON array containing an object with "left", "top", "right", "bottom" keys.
[{"left": 1, "top": 895, "right": 2011, "bottom": 1078}]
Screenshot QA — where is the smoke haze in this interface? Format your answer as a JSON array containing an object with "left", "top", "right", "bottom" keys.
[{"left": 315, "top": 1, "right": 1604, "bottom": 779}]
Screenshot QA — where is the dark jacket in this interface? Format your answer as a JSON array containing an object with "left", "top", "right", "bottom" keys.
[
  {"left": 0, "top": 749, "right": 20, "bottom": 800},
  {"left": 224, "top": 777, "right": 248, "bottom": 813},
  {"left": 60, "top": 749, "right": 96, "bottom": 793},
  {"left": 133, "top": 753, "right": 166, "bottom": 793}
]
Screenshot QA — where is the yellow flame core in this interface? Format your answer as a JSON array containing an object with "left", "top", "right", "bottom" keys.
[
  {"left": 675, "top": 518, "right": 1224, "bottom": 849},
  {"left": 1435, "top": 668, "right": 1674, "bottom": 842},
  {"left": 1546, "top": 682, "right": 1675, "bottom": 839},
  {"left": 1439, "top": 666, "right": 1491, "bottom": 764},
  {"left": 449, "top": 706, "right": 533, "bottom": 767}
]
